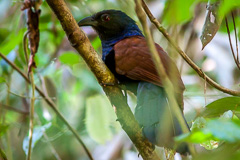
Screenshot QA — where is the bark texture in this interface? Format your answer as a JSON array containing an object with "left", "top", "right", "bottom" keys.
[{"left": 45, "top": 0, "right": 161, "bottom": 159}]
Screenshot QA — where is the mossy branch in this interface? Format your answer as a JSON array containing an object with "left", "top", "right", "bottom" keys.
[{"left": 45, "top": 0, "right": 161, "bottom": 159}]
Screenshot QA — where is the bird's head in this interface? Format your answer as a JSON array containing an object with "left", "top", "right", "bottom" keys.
[{"left": 78, "top": 10, "right": 142, "bottom": 41}]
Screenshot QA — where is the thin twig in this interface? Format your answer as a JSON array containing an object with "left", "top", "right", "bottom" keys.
[
  {"left": 231, "top": 12, "right": 240, "bottom": 70},
  {"left": 135, "top": 0, "right": 196, "bottom": 155},
  {"left": 0, "top": 52, "right": 93, "bottom": 160},
  {"left": 9, "top": 90, "right": 56, "bottom": 100},
  {"left": 225, "top": 17, "right": 240, "bottom": 71},
  {"left": 141, "top": 0, "right": 240, "bottom": 96},
  {"left": 27, "top": 71, "right": 35, "bottom": 160}
]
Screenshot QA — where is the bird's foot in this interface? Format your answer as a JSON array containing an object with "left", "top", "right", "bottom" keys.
[{"left": 100, "top": 82, "right": 115, "bottom": 87}]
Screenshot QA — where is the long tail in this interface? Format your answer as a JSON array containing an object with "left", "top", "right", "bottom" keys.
[{"left": 134, "top": 82, "right": 189, "bottom": 154}]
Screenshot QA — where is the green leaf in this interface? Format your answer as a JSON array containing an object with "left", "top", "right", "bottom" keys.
[
  {"left": 23, "top": 123, "right": 52, "bottom": 155},
  {"left": 219, "top": 0, "right": 240, "bottom": 18},
  {"left": 0, "top": 77, "right": 6, "bottom": 84},
  {"left": 0, "top": 124, "right": 9, "bottom": 137},
  {"left": 86, "top": 95, "right": 116, "bottom": 144},
  {"left": 59, "top": 52, "right": 80, "bottom": 66},
  {"left": 163, "top": 0, "right": 195, "bottom": 24},
  {"left": 91, "top": 37, "right": 101, "bottom": 51},
  {"left": 191, "top": 117, "right": 207, "bottom": 131},
  {"left": 0, "top": 29, "right": 25, "bottom": 54},
  {"left": 201, "top": 97, "right": 240, "bottom": 118},
  {"left": 176, "top": 119, "right": 240, "bottom": 144},
  {"left": 176, "top": 117, "right": 214, "bottom": 145}
]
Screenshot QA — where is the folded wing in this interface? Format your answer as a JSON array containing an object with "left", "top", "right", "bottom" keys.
[{"left": 114, "top": 36, "right": 185, "bottom": 108}]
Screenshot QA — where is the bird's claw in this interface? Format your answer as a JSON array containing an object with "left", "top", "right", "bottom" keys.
[{"left": 100, "top": 82, "right": 115, "bottom": 87}]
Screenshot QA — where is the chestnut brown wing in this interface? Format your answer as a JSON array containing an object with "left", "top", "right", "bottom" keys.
[{"left": 114, "top": 36, "right": 185, "bottom": 108}]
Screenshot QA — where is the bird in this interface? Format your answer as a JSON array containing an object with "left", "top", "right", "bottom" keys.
[{"left": 78, "top": 10, "right": 189, "bottom": 154}]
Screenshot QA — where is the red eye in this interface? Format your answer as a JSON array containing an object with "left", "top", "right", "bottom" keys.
[{"left": 101, "top": 14, "right": 110, "bottom": 22}]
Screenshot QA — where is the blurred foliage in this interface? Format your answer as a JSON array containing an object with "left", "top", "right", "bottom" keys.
[
  {"left": 201, "top": 97, "right": 240, "bottom": 118},
  {"left": 0, "top": 0, "right": 240, "bottom": 160}
]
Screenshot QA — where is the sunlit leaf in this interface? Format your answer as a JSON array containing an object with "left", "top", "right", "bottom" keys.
[
  {"left": 0, "top": 29, "right": 25, "bottom": 55},
  {"left": 23, "top": 123, "right": 52, "bottom": 155},
  {"left": 219, "top": 0, "right": 240, "bottom": 18},
  {"left": 163, "top": 0, "right": 195, "bottom": 24},
  {"left": 59, "top": 52, "right": 80, "bottom": 66},
  {"left": 91, "top": 37, "right": 101, "bottom": 51},
  {"left": 0, "top": 77, "right": 6, "bottom": 84},
  {"left": 201, "top": 97, "right": 240, "bottom": 118},
  {"left": 86, "top": 95, "right": 115, "bottom": 144}
]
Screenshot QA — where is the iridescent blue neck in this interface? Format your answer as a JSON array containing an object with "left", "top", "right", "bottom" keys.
[{"left": 101, "top": 24, "right": 143, "bottom": 61}]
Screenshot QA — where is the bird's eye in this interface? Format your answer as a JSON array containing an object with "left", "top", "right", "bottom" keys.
[{"left": 101, "top": 14, "right": 110, "bottom": 22}]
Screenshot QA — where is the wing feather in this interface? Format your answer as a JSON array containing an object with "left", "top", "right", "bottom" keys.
[{"left": 114, "top": 36, "right": 185, "bottom": 107}]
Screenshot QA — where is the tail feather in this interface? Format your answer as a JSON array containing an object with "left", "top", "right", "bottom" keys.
[{"left": 134, "top": 82, "right": 189, "bottom": 154}]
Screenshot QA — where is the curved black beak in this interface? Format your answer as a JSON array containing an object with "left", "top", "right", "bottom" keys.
[{"left": 78, "top": 16, "right": 98, "bottom": 27}]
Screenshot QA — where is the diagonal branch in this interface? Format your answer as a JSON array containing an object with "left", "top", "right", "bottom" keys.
[
  {"left": 44, "top": 0, "right": 161, "bottom": 159},
  {"left": 141, "top": 0, "right": 240, "bottom": 96}
]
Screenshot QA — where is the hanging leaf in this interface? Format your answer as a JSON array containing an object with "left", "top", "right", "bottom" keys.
[
  {"left": 22, "top": 123, "right": 52, "bottom": 155},
  {"left": 200, "top": 0, "right": 223, "bottom": 50},
  {"left": 201, "top": 97, "right": 240, "bottom": 118},
  {"left": 86, "top": 94, "right": 118, "bottom": 144}
]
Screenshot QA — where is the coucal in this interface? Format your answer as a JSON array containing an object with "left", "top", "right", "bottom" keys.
[{"left": 78, "top": 10, "right": 188, "bottom": 154}]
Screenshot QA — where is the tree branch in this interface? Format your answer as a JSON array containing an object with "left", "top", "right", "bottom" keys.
[
  {"left": 141, "top": 0, "right": 240, "bottom": 96},
  {"left": 43, "top": 0, "right": 160, "bottom": 159}
]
